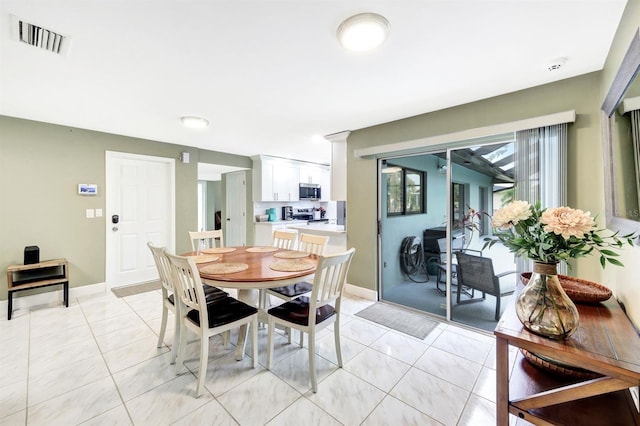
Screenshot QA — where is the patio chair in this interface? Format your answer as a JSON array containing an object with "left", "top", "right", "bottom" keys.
[{"left": 454, "top": 251, "right": 516, "bottom": 320}]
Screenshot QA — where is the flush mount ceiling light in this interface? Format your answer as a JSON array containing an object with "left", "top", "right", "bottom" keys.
[
  {"left": 180, "top": 115, "right": 209, "bottom": 129},
  {"left": 337, "top": 13, "right": 390, "bottom": 52}
]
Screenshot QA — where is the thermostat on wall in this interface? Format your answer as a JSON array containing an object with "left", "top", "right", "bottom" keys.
[{"left": 78, "top": 184, "right": 97, "bottom": 195}]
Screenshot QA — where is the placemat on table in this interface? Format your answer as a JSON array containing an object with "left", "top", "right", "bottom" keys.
[
  {"left": 270, "top": 259, "right": 314, "bottom": 272},
  {"left": 273, "top": 251, "right": 310, "bottom": 259},
  {"left": 202, "top": 247, "right": 237, "bottom": 254},
  {"left": 200, "top": 263, "right": 249, "bottom": 274},
  {"left": 246, "top": 246, "right": 279, "bottom": 253},
  {"left": 187, "top": 254, "right": 221, "bottom": 264}
]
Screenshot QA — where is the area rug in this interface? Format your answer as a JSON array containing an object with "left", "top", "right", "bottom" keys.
[
  {"left": 355, "top": 302, "right": 440, "bottom": 339},
  {"left": 111, "top": 280, "right": 161, "bottom": 298}
]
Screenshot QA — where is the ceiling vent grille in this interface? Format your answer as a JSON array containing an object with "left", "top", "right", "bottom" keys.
[{"left": 10, "top": 15, "right": 70, "bottom": 55}]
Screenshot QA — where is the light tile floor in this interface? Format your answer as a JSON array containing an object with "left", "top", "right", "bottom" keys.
[{"left": 1, "top": 289, "right": 520, "bottom": 426}]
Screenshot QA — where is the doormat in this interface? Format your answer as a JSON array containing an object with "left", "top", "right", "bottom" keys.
[
  {"left": 355, "top": 302, "right": 440, "bottom": 340},
  {"left": 111, "top": 281, "right": 161, "bottom": 298}
]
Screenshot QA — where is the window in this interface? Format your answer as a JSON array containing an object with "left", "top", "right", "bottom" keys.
[{"left": 386, "top": 167, "right": 425, "bottom": 215}]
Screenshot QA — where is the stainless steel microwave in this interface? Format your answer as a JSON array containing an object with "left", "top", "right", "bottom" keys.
[{"left": 299, "top": 183, "right": 321, "bottom": 200}]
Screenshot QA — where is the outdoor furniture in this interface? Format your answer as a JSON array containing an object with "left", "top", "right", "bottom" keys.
[{"left": 454, "top": 252, "right": 516, "bottom": 320}]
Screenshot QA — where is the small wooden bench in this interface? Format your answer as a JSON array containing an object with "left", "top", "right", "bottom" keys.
[{"left": 6, "top": 258, "right": 69, "bottom": 320}]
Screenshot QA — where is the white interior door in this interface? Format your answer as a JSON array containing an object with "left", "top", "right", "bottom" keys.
[
  {"left": 225, "top": 171, "right": 246, "bottom": 246},
  {"left": 106, "top": 152, "right": 175, "bottom": 288}
]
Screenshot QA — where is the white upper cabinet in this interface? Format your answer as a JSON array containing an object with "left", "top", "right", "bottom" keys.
[{"left": 253, "top": 156, "right": 301, "bottom": 202}]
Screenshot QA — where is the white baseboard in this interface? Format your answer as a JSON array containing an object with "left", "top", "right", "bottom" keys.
[
  {"left": 1, "top": 282, "right": 107, "bottom": 320},
  {"left": 345, "top": 282, "right": 377, "bottom": 301}
]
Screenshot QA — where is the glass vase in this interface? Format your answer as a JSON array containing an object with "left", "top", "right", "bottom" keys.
[{"left": 515, "top": 262, "right": 579, "bottom": 339}]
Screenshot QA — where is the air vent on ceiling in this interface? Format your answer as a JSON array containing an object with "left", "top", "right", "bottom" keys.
[{"left": 10, "top": 15, "right": 70, "bottom": 55}]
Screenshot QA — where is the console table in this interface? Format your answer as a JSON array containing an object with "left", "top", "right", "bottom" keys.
[
  {"left": 495, "top": 292, "right": 640, "bottom": 425},
  {"left": 6, "top": 258, "right": 69, "bottom": 320}
]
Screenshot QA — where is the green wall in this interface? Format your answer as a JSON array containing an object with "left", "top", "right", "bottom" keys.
[
  {"left": 599, "top": 0, "right": 640, "bottom": 327},
  {"left": 346, "top": 71, "right": 603, "bottom": 293},
  {"left": 0, "top": 115, "right": 251, "bottom": 298}
]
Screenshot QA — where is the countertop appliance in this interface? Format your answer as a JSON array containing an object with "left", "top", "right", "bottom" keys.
[
  {"left": 266, "top": 208, "right": 278, "bottom": 222},
  {"left": 299, "top": 183, "right": 321, "bottom": 200},
  {"left": 292, "top": 208, "right": 313, "bottom": 221},
  {"left": 282, "top": 206, "right": 293, "bottom": 221}
]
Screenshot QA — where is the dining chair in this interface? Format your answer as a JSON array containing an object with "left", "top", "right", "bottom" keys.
[
  {"left": 265, "top": 233, "right": 329, "bottom": 344},
  {"left": 147, "top": 243, "right": 229, "bottom": 363},
  {"left": 189, "top": 229, "right": 224, "bottom": 251},
  {"left": 165, "top": 251, "right": 258, "bottom": 397},
  {"left": 266, "top": 248, "right": 355, "bottom": 393},
  {"left": 272, "top": 229, "right": 298, "bottom": 249},
  {"left": 454, "top": 251, "right": 516, "bottom": 320}
]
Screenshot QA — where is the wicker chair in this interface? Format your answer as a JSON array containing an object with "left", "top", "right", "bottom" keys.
[{"left": 454, "top": 252, "right": 516, "bottom": 320}]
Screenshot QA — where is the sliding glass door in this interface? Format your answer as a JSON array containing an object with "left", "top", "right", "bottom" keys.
[{"left": 379, "top": 153, "right": 448, "bottom": 318}]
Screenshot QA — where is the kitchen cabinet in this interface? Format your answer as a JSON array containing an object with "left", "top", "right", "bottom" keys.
[{"left": 253, "top": 156, "right": 299, "bottom": 202}]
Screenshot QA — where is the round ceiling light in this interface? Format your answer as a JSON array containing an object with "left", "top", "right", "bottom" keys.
[
  {"left": 337, "top": 13, "right": 390, "bottom": 52},
  {"left": 180, "top": 115, "right": 210, "bottom": 129}
]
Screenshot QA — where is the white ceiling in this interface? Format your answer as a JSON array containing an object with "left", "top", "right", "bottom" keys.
[{"left": 0, "top": 0, "right": 627, "bottom": 168}]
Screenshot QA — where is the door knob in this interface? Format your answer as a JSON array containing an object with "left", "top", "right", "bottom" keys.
[{"left": 112, "top": 226, "right": 119, "bottom": 232}]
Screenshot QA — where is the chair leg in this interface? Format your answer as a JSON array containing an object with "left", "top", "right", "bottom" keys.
[
  {"left": 495, "top": 295, "right": 501, "bottom": 321},
  {"left": 175, "top": 319, "right": 188, "bottom": 375},
  {"left": 222, "top": 330, "right": 230, "bottom": 347},
  {"left": 334, "top": 318, "right": 343, "bottom": 367},
  {"left": 308, "top": 329, "right": 317, "bottom": 393},
  {"left": 157, "top": 306, "right": 168, "bottom": 348},
  {"left": 170, "top": 311, "right": 180, "bottom": 364},
  {"left": 196, "top": 334, "right": 209, "bottom": 398},
  {"left": 299, "top": 329, "right": 304, "bottom": 347},
  {"left": 287, "top": 327, "right": 293, "bottom": 344},
  {"left": 251, "top": 317, "right": 258, "bottom": 368},
  {"left": 266, "top": 317, "right": 275, "bottom": 369}
]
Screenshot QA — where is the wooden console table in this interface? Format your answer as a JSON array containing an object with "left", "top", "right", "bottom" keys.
[
  {"left": 6, "top": 258, "right": 69, "bottom": 320},
  {"left": 495, "top": 293, "right": 640, "bottom": 425}
]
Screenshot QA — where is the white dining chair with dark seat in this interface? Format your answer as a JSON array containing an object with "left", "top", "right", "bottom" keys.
[
  {"left": 147, "top": 243, "right": 228, "bottom": 363},
  {"left": 266, "top": 248, "right": 355, "bottom": 393},
  {"left": 165, "top": 251, "right": 258, "bottom": 398},
  {"left": 265, "top": 233, "right": 329, "bottom": 344},
  {"left": 189, "top": 229, "right": 224, "bottom": 251}
]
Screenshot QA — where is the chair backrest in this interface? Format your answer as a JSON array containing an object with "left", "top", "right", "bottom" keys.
[
  {"left": 164, "top": 251, "right": 209, "bottom": 326},
  {"left": 272, "top": 230, "right": 298, "bottom": 250},
  {"left": 147, "top": 242, "right": 174, "bottom": 296},
  {"left": 455, "top": 252, "right": 497, "bottom": 293},
  {"left": 437, "top": 235, "right": 465, "bottom": 262},
  {"left": 189, "top": 230, "right": 224, "bottom": 251},
  {"left": 308, "top": 248, "right": 356, "bottom": 317},
  {"left": 298, "top": 233, "right": 329, "bottom": 256}
]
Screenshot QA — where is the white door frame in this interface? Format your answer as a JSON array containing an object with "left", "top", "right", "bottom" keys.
[{"left": 105, "top": 151, "right": 176, "bottom": 289}]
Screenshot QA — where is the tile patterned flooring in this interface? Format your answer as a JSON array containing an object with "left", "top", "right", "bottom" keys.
[{"left": 1, "top": 289, "right": 519, "bottom": 425}]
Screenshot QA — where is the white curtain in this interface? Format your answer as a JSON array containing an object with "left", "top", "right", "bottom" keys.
[{"left": 514, "top": 123, "right": 568, "bottom": 273}]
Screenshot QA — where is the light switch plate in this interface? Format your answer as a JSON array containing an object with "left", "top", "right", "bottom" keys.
[
  {"left": 86, "top": 209, "right": 94, "bottom": 218},
  {"left": 95, "top": 209, "right": 103, "bottom": 217}
]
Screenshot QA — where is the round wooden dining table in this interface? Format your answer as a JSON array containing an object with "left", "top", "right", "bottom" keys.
[{"left": 184, "top": 246, "right": 319, "bottom": 360}]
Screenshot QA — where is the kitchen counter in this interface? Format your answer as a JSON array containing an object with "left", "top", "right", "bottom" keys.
[
  {"left": 286, "top": 223, "right": 346, "bottom": 234},
  {"left": 286, "top": 223, "right": 347, "bottom": 254}
]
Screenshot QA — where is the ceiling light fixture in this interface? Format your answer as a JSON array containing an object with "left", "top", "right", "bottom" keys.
[
  {"left": 337, "top": 13, "right": 390, "bottom": 52},
  {"left": 180, "top": 115, "right": 209, "bottom": 129}
]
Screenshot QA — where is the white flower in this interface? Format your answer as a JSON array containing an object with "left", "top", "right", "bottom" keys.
[
  {"left": 541, "top": 207, "right": 596, "bottom": 240},
  {"left": 492, "top": 200, "right": 532, "bottom": 228}
]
